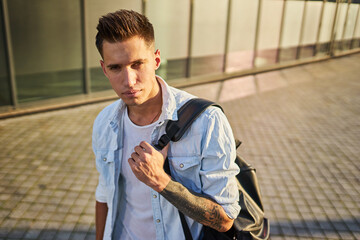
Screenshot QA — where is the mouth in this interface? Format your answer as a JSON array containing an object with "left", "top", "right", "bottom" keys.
[{"left": 123, "top": 89, "right": 141, "bottom": 98}]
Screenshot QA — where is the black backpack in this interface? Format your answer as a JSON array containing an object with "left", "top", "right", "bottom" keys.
[{"left": 155, "top": 98, "right": 270, "bottom": 240}]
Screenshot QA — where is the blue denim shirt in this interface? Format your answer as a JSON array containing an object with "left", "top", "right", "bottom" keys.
[{"left": 92, "top": 77, "right": 240, "bottom": 240}]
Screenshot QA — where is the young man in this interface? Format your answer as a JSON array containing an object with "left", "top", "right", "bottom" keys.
[{"left": 93, "top": 9, "right": 240, "bottom": 240}]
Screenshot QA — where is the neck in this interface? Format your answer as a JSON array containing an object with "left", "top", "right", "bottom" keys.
[{"left": 127, "top": 80, "right": 163, "bottom": 126}]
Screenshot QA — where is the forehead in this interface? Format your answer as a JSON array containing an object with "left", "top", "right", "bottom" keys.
[{"left": 102, "top": 37, "right": 153, "bottom": 59}]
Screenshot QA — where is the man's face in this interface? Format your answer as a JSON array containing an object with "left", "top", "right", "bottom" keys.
[{"left": 100, "top": 36, "right": 161, "bottom": 107}]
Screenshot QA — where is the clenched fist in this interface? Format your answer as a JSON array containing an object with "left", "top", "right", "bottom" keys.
[{"left": 128, "top": 141, "right": 171, "bottom": 192}]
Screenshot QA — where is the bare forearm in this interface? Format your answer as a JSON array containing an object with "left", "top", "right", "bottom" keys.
[
  {"left": 160, "top": 180, "right": 233, "bottom": 232},
  {"left": 96, "top": 201, "right": 108, "bottom": 240}
]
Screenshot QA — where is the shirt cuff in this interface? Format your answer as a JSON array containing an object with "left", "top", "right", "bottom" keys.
[
  {"left": 95, "top": 185, "right": 107, "bottom": 203},
  {"left": 222, "top": 202, "right": 241, "bottom": 219}
]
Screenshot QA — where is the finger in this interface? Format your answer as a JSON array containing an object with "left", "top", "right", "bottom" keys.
[
  {"left": 139, "top": 141, "right": 152, "bottom": 152},
  {"left": 128, "top": 158, "right": 139, "bottom": 172},
  {"left": 160, "top": 143, "right": 170, "bottom": 158},
  {"left": 128, "top": 158, "right": 138, "bottom": 171},
  {"left": 131, "top": 152, "right": 141, "bottom": 162},
  {"left": 134, "top": 145, "right": 146, "bottom": 156}
]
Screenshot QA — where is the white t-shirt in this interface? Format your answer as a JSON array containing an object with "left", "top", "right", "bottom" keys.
[{"left": 116, "top": 108, "right": 158, "bottom": 240}]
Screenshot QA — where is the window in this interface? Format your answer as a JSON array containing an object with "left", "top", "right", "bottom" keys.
[
  {"left": 147, "top": 0, "right": 190, "bottom": 80},
  {"left": 255, "top": 0, "right": 284, "bottom": 67},
  {"left": 0, "top": 3, "right": 11, "bottom": 106},
  {"left": 226, "top": 0, "right": 259, "bottom": 72},
  {"left": 7, "top": 0, "right": 83, "bottom": 102}
]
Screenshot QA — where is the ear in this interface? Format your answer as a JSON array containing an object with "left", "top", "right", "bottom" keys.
[
  {"left": 100, "top": 60, "right": 109, "bottom": 79},
  {"left": 154, "top": 49, "right": 161, "bottom": 70}
]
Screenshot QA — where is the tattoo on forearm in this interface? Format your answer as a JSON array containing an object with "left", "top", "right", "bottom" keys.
[{"left": 160, "top": 180, "right": 229, "bottom": 232}]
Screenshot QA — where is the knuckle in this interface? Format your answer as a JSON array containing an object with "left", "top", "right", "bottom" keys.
[{"left": 142, "top": 156, "right": 149, "bottom": 163}]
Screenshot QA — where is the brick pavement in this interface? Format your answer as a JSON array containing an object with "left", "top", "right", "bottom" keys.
[{"left": 0, "top": 53, "right": 359, "bottom": 239}]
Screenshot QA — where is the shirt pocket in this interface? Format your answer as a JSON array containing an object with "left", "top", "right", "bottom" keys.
[
  {"left": 95, "top": 150, "right": 116, "bottom": 187},
  {"left": 168, "top": 156, "right": 202, "bottom": 193}
]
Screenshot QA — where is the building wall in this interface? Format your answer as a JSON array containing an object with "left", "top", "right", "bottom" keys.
[{"left": 1, "top": 0, "right": 359, "bottom": 107}]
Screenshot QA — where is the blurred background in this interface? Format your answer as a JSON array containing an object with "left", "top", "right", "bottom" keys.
[
  {"left": 0, "top": 0, "right": 359, "bottom": 114},
  {"left": 0, "top": 1, "right": 360, "bottom": 240}
]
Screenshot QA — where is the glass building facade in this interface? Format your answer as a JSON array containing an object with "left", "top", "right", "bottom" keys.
[{"left": 1, "top": 0, "right": 359, "bottom": 110}]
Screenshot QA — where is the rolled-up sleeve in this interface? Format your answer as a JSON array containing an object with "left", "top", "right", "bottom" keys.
[
  {"left": 199, "top": 107, "right": 240, "bottom": 219},
  {"left": 95, "top": 178, "right": 108, "bottom": 203}
]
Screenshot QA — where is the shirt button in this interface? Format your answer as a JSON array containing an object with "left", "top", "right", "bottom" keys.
[
  {"left": 153, "top": 194, "right": 157, "bottom": 198},
  {"left": 180, "top": 163, "right": 184, "bottom": 168},
  {"left": 103, "top": 158, "right": 107, "bottom": 161},
  {"left": 156, "top": 219, "right": 161, "bottom": 223}
]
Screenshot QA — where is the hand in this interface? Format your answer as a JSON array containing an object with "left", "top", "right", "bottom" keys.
[{"left": 128, "top": 141, "right": 171, "bottom": 192}]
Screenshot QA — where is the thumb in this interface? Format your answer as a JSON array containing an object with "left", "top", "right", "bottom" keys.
[{"left": 160, "top": 144, "right": 169, "bottom": 159}]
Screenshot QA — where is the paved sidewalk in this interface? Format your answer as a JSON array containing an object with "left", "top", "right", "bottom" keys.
[{"left": 0, "top": 53, "right": 359, "bottom": 239}]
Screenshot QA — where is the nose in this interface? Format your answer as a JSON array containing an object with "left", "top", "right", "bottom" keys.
[{"left": 123, "top": 68, "right": 136, "bottom": 88}]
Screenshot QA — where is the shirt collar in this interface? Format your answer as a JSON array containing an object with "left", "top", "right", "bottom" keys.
[
  {"left": 108, "top": 100, "right": 125, "bottom": 129},
  {"left": 157, "top": 75, "right": 177, "bottom": 122}
]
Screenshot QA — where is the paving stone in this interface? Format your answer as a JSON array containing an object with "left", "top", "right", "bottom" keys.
[
  {"left": 269, "top": 236, "right": 286, "bottom": 240},
  {"left": 38, "top": 230, "right": 57, "bottom": 240},
  {"left": 23, "top": 229, "right": 42, "bottom": 239},
  {"left": 338, "top": 231, "right": 357, "bottom": 240},
  {"left": 54, "top": 231, "right": 71, "bottom": 240},
  {"left": 84, "top": 233, "right": 96, "bottom": 240},
  {"left": 36, "top": 212, "right": 53, "bottom": 221},
  {"left": 78, "top": 215, "right": 94, "bottom": 225},
  {"left": 7, "top": 229, "right": 26, "bottom": 239},
  {"left": 46, "top": 221, "right": 62, "bottom": 230},
  {"left": 353, "top": 232, "right": 360, "bottom": 239},
  {"left": 69, "top": 232, "right": 87, "bottom": 240},
  {"left": 294, "top": 227, "right": 310, "bottom": 238},
  {"left": 66, "top": 221, "right": 79, "bottom": 229},
  {"left": 280, "top": 226, "right": 297, "bottom": 236}
]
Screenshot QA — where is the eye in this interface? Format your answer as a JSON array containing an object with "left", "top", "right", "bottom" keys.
[
  {"left": 106, "top": 64, "right": 122, "bottom": 71},
  {"left": 109, "top": 65, "right": 120, "bottom": 70},
  {"left": 132, "top": 61, "right": 143, "bottom": 69}
]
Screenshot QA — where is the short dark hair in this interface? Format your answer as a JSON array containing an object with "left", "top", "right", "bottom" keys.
[{"left": 95, "top": 9, "right": 155, "bottom": 57}]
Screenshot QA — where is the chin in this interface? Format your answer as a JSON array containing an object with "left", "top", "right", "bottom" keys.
[{"left": 122, "top": 98, "right": 143, "bottom": 107}]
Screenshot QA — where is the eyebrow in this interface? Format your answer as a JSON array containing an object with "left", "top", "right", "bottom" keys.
[{"left": 106, "top": 58, "right": 148, "bottom": 69}]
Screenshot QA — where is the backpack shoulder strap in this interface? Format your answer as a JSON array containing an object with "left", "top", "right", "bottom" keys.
[
  {"left": 154, "top": 98, "right": 222, "bottom": 150},
  {"left": 155, "top": 98, "right": 221, "bottom": 240}
]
